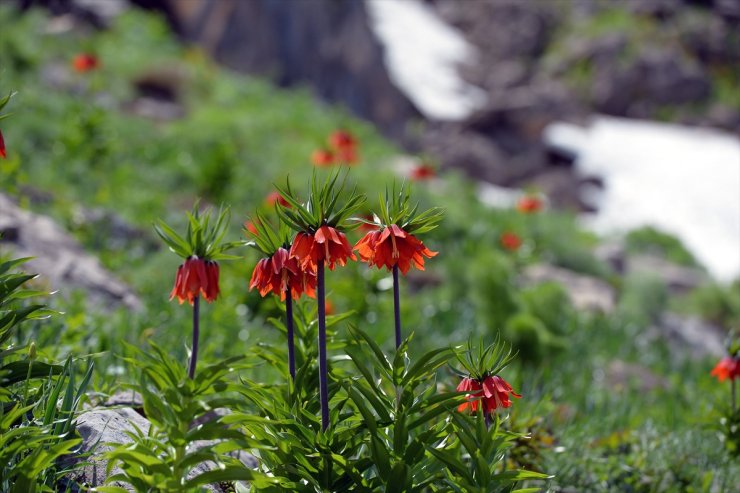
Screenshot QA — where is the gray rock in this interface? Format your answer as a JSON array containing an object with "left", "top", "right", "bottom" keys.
[
  {"left": 626, "top": 254, "right": 707, "bottom": 293},
  {"left": 70, "top": 408, "right": 152, "bottom": 491},
  {"left": 654, "top": 312, "right": 725, "bottom": 359},
  {"left": 69, "top": 407, "right": 234, "bottom": 492},
  {"left": 521, "top": 264, "right": 616, "bottom": 313},
  {"left": 0, "top": 193, "right": 142, "bottom": 311}
]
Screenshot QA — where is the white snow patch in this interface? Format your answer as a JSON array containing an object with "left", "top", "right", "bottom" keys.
[
  {"left": 546, "top": 116, "right": 740, "bottom": 282},
  {"left": 366, "top": 0, "right": 486, "bottom": 120}
]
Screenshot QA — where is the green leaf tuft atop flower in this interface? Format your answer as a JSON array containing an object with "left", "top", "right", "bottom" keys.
[
  {"left": 154, "top": 203, "right": 239, "bottom": 261},
  {"left": 365, "top": 182, "right": 443, "bottom": 235},
  {"left": 274, "top": 170, "right": 365, "bottom": 233}
]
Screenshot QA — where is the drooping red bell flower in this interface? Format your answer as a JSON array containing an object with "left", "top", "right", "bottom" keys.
[
  {"left": 410, "top": 164, "right": 436, "bottom": 181},
  {"left": 170, "top": 256, "right": 220, "bottom": 305},
  {"left": 328, "top": 129, "right": 359, "bottom": 165},
  {"left": 72, "top": 53, "right": 99, "bottom": 72},
  {"left": 711, "top": 356, "right": 740, "bottom": 382},
  {"left": 265, "top": 191, "right": 290, "bottom": 208},
  {"left": 250, "top": 247, "right": 316, "bottom": 301},
  {"left": 355, "top": 224, "right": 437, "bottom": 275},
  {"left": 457, "top": 375, "right": 521, "bottom": 415},
  {"left": 311, "top": 148, "right": 335, "bottom": 167},
  {"left": 0, "top": 129, "right": 5, "bottom": 159},
  {"left": 456, "top": 377, "right": 483, "bottom": 413},
  {"left": 517, "top": 195, "right": 543, "bottom": 213},
  {"left": 290, "top": 224, "right": 356, "bottom": 272},
  {"left": 500, "top": 231, "right": 522, "bottom": 251}
]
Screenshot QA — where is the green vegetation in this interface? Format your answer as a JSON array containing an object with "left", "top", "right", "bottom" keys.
[{"left": 1, "top": 5, "right": 738, "bottom": 492}]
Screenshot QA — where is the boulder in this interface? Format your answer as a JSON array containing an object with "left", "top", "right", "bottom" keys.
[
  {"left": 69, "top": 407, "right": 152, "bottom": 491},
  {"left": 626, "top": 254, "right": 707, "bottom": 293},
  {"left": 521, "top": 264, "right": 616, "bottom": 313},
  {"left": 653, "top": 312, "right": 726, "bottom": 359},
  {"left": 0, "top": 194, "right": 142, "bottom": 311}
]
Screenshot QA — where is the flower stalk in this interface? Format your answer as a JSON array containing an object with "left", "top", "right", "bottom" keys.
[
  {"left": 317, "top": 261, "right": 329, "bottom": 430},
  {"left": 285, "top": 284, "right": 296, "bottom": 381},
  {"left": 188, "top": 296, "right": 200, "bottom": 379},
  {"left": 392, "top": 264, "right": 402, "bottom": 349}
]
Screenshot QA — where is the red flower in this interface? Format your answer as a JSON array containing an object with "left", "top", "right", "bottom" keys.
[
  {"left": 354, "top": 224, "right": 437, "bottom": 275},
  {"left": 290, "top": 225, "right": 356, "bottom": 271},
  {"left": 517, "top": 195, "right": 543, "bottom": 213},
  {"left": 250, "top": 247, "right": 316, "bottom": 300},
  {"left": 335, "top": 146, "right": 358, "bottom": 165},
  {"left": 0, "top": 129, "right": 5, "bottom": 159},
  {"left": 456, "top": 377, "right": 483, "bottom": 413},
  {"left": 244, "top": 220, "right": 259, "bottom": 236},
  {"left": 711, "top": 356, "right": 740, "bottom": 382},
  {"left": 358, "top": 215, "right": 378, "bottom": 234},
  {"left": 500, "top": 231, "right": 522, "bottom": 251},
  {"left": 328, "top": 130, "right": 359, "bottom": 165},
  {"left": 170, "top": 256, "right": 220, "bottom": 305},
  {"left": 325, "top": 299, "right": 335, "bottom": 315},
  {"left": 328, "top": 130, "right": 357, "bottom": 152},
  {"left": 457, "top": 375, "right": 521, "bottom": 415},
  {"left": 410, "top": 164, "right": 436, "bottom": 181},
  {"left": 72, "top": 53, "right": 99, "bottom": 72},
  {"left": 265, "top": 191, "right": 290, "bottom": 208},
  {"left": 311, "top": 148, "right": 335, "bottom": 167}
]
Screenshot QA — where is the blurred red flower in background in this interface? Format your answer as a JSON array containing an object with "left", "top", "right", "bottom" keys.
[
  {"left": 0, "top": 129, "right": 5, "bottom": 159},
  {"left": 265, "top": 191, "right": 290, "bottom": 208},
  {"left": 328, "top": 129, "right": 358, "bottom": 165},
  {"left": 500, "top": 231, "right": 522, "bottom": 251},
  {"left": 290, "top": 225, "right": 356, "bottom": 271},
  {"left": 410, "top": 164, "right": 436, "bottom": 181},
  {"left": 710, "top": 356, "right": 739, "bottom": 382},
  {"left": 244, "top": 220, "right": 259, "bottom": 236},
  {"left": 311, "top": 148, "right": 335, "bottom": 167},
  {"left": 250, "top": 247, "right": 316, "bottom": 301},
  {"left": 72, "top": 53, "right": 99, "bottom": 72},
  {"left": 355, "top": 224, "right": 437, "bottom": 275},
  {"left": 517, "top": 195, "right": 543, "bottom": 213},
  {"left": 170, "top": 256, "right": 220, "bottom": 305}
]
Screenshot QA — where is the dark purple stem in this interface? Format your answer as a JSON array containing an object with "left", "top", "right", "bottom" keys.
[
  {"left": 318, "top": 261, "right": 329, "bottom": 430},
  {"left": 393, "top": 264, "right": 402, "bottom": 349},
  {"left": 286, "top": 285, "right": 295, "bottom": 381},
  {"left": 188, "top": 295, "right": 200, "bottom": 379}
]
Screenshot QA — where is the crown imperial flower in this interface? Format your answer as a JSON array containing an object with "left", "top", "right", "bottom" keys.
[
  {"left": 517, "top": 195, "right": 543, "bottom": 213},
  {"left": 250, "top": 246, "right": 316, "bottom": 300},
  {"left": 170, "top": 256, "right": 220, "bottom": 305},
  {"left": 72, "top": 53, "right": 99, "bottom": 72},
  {"left": 355, "top": 224, "right": 437, "bottom": 275},
  {"left": 456, "top": 375, "right": 521, "bottom": 414},
  {"left": 291, "top": 225, "right": 356, "bottom": 272},
  {"left": 711, "top": 356, "right": 739, "bottom": 382},
  {"left": 500, "top": 231, "right": 522, "bottom": 251}
]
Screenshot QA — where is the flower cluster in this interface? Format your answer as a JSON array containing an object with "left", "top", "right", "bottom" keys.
[
  {"left": 354, "top": 183, "right": 442, "bottom": 276},
  {"left": 457, "top": 375, "right": 521, "bottom": 414},
  {"left": 170, "top": 257, "right": 220, "bottom": 304},
  {"left": 455, "top": 338, "right": 520, "bottom": 419},
  {"left": 355, "top": 224, "right": 436, "bottom": 274},
  {"left": 711, "top": 356, "right": 739, "bottom": 382},
  {"left": 517, "top": 194, "right": 543, "bottom": 214},
  {"left": 0, "top": 91, "right": 14, "bottom": 160},
  {"left": 311, "top": 129, "right": 359, "bottom": 166},
  {"left": 249, "top": 246, "right": 316, "bottom": 301},
  {"left": 72, "top": 53, "right": 99, "bottom": 73}
]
